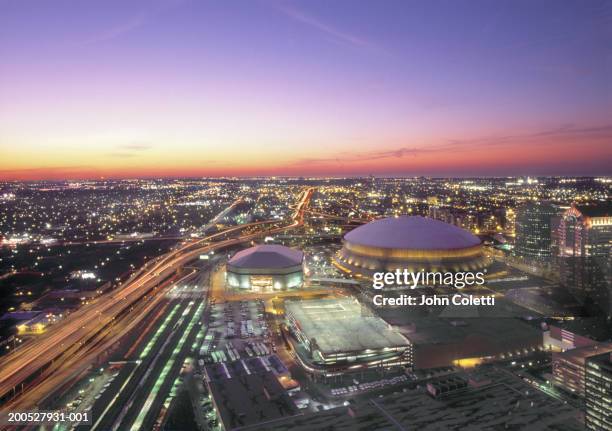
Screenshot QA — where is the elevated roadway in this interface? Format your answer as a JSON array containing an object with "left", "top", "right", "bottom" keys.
[{"left": 0, "top": 188, "right": 313, "bottom": 410}]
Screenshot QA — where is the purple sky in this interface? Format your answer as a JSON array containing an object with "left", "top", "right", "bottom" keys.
[{"left": 1, "top": 0, "right": 611, "bottom": 179}]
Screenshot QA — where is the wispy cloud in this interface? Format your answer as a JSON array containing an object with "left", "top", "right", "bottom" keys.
[
  {"left": 77, "top": 0, "right": 185, "bottom": 46},
  {"left": 0, "top": 166, "right": 97, "bottom": 180},
  {"left": 108, "top": 142, "right": 154, "bottom": 158},
  {"left": 107, "top": 152, "right": 139, "bottom": 159},
  {"left": 116, "top": 143, "right": 153, "bottom": 151},
  {"left": 292, "top": 124, "right": 612, "bottom": 166},
  {"left": 445, "top": 124, "right": 612, "bottom": 150},
  {"left": 0, "top": 166, "right": 92, "bottom": 174},
  {"left": 79, "top": 15, "right": 147, "bottom": 45},
  {"left": 271, "top": 1, "right": 387, "bottom": 54}
]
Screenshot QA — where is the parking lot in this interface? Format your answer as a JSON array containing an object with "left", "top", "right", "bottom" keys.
[{"left": 200, "top": 299, "right": 278, "bottom": 364}]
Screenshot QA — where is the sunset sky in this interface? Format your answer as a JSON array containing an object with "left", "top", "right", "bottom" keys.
[{"left": 1, "top": 0, "right": 611, "bottom": 179}]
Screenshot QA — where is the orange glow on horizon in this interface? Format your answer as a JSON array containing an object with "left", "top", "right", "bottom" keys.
[{"left": 1, "top": 130, "right": 610, "bottom": 180}]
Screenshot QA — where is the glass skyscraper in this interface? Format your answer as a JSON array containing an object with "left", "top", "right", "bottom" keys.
[{"left": 514, "top": 201, "right": 559, "bottom": 260}]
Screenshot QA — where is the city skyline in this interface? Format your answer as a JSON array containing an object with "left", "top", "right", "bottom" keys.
[
  {"left": 0, "top": 177, "right": 609, "bottom": 430},
  {"left": 1, "top": 0, "right": 612, "bottom": 180},
  {"left": 0, "top": 1, "right": 611, "bottom": 427}
]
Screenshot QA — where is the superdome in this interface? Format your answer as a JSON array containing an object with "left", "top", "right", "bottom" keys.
[
  {"left": 345, "top": 216, "right": 481, "bottom": 251},
  {"left": 334, "top": 216, "right": 487, "bottom": 277},
  {"left": 226, "top": 244, "right": 304, "bottom": 291}
]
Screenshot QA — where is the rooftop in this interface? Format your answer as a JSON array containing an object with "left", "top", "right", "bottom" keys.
[
  {"left": 285, "top": 298, "right": 410, "bottom": 354},
  {"left": 555, "top": 342, "right": 612, "bottom": 364},
  {"left": 575, "top": 202, "right": 612, "bottom": 218},
  {"left": 206, "top": 368, "right": 299, "bottom": 430},
  {"left": 344, "top": 216, "right": 481, "bottom": 250},
  {"left": 228, "top": 244, "right": 303, "bottom": 269},
  {"left": 245, "top": 368, "right": 583, "bottom": 431}
]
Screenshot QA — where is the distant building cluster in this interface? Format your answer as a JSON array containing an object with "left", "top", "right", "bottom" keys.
[
  {"left": 513, "top": 201, "right": 611, "bottom": 317},
  {"left": 0, "top": 177, "right": 610, "bottom": 431}
]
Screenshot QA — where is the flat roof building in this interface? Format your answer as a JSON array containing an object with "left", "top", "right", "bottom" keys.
[
  {"left": 204, "top": 362, "right": 299, "bottom": 431},
  {"left": 372, "top": 299, "right": 544, "bottom": 369},
  {"left": 244, "top": 368, "right": 583, "bottom": 430},
  {"left": 285, "top": 298, "right": 411, "bottom": 375}
]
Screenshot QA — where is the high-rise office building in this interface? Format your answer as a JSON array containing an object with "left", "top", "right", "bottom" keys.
[
  {"left": 553, "top": 343, "right": 612, "bottom": 397},
  {"left": 514, "top": 201, "right": 559, "bottom": 260},
  {"left": 556, "top": 203, "right": 612, "bottom": 316},
  {"left": 558, "top": 203, "right": 612, "bottom": 259},
  {"left": 585, "top": 352, "right": 612, "bottom": 430}
]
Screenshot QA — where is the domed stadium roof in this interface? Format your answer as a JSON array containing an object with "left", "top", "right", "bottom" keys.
[
  {"left": 228, "top": 244, "right": 303, "bottom": 269},
  {"left": 344, "top": 216, "right": 480, "bottom": 250}
]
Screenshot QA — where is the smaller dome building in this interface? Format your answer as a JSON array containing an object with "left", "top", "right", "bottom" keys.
[
  {"left": 226, "top": 244, "right": 304, "bottom": 291},
  {"left": 334, "top": 216, "right": 486, "bottom": 277}
]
